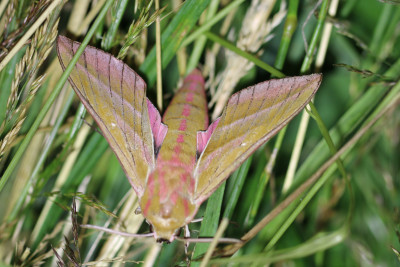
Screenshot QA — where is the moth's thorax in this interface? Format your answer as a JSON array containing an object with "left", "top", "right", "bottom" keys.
[{"left": 139, "top": 167, "right": 197, "bottom": 241}]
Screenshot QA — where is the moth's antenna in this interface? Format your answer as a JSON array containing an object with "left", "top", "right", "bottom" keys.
[
  {"left": 175, "top": 236, "right": 242, "bottom": 244},
  {"left": 190, "top": 218, "right": 203, "bottom": 223},
  {"left": 175, "top": 218, "right": 242, "bottom": 244},
  {"left": 81, "top": 224, "right": 154, "bottom": 238}
]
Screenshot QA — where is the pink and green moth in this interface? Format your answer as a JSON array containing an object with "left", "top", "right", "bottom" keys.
[{"left": 56, "top": 35, "right": 322, "bottom": 242}]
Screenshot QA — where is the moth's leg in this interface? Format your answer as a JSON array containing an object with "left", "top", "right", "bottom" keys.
[
  {"left": 184, "top": 225, "right": 190, "bottom": 262},
  {"left": 190, "top": 218, "right": 203, "bottom": 223}
]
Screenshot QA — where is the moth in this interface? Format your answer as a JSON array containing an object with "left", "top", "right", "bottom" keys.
[{"left": 57, "top": 35, "right": 322, "bottom": 242}]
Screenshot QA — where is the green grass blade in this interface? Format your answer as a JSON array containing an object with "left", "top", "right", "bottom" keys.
[{"left": 139, "top": 0, "right": 211, "bottom": 86}]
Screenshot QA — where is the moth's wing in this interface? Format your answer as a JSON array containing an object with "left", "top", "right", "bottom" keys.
[
  {"left": 197, "top": 118, "right": 220, "bottom": 155},
  {"left": 57, "top": 36, "right": 159, "bottom": 196},
  {"left": 147, "top": 98, "right": 167, "bottom": 156},
  {"left": 194, "top": 74, "right": 322, "bottom": 203}
]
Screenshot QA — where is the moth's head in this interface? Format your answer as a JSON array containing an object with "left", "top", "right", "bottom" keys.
[
  {"left": 139, "top": 196, "right": 197, "bottom": 242},
  {"left": 139, "top": 172, "right": 198, "bottom": 242}
]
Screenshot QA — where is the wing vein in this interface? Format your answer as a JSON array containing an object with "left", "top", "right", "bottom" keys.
[{"left": 90, "top": 49, "right": 100, "bottom": 111}]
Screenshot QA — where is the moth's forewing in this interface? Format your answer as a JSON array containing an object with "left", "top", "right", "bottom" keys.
[
  {"left": 194, "top": 74, "right": 322, "bottom": 203},
  {"left": 57, "top": 36, "right": 158, "bottom": 196}
]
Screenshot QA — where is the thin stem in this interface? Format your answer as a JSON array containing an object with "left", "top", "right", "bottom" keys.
[
  {"left": 102, "top": 0, "right": 129, "bottom": 50},
  {"left": 199, "top": 218, "right": 229, "bottom": 267},
  {"left": 81, "top": 224, "right": 154, "bottom": 238},
  {"left": 273, "top": 0, "right": 299, "bottom": 72},
  {"left": 181, "top": 0, "right": 246, "bottom": 48},
  {"left": 155, "top": 0, "right": 163, "bottom": 110},
  {"left": 186, "top": 0, "right": 220, "bottom": 73},
  {"left": 203, "top": 31, "right": 285, "bottom": 78},
  {"left": 300, "top": 0, "right": 328, "bottom": 73}
]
